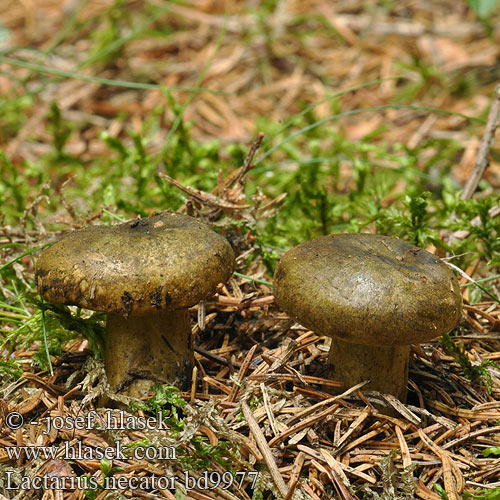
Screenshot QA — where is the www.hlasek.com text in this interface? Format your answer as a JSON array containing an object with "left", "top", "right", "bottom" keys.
[{"left": 5, "top": 440, "right": 176, "bottom": 461}]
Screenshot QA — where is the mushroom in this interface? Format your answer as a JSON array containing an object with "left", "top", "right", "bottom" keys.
[
  {"left": 273, "top": 233, "right": 462, "bottom": 402},
  {"left": 36, "top": 213, "right": 235, "bottom": 397}
]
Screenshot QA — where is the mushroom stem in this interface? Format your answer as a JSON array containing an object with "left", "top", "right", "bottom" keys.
[
  {"left": 327, "top": 339, "right": 410, "bottom": 402},
  {"left": 105, "top": 309, "right": 192, "bottom": 398}
]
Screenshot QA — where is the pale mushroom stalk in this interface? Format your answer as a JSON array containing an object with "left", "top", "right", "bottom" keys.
[
  {"left": 105, "top": 309, "right": 191, "bottom": 397},
  {"left": 273, "top": 233, "right": 463, "bottom": 403},
  {"left": 328, "top": 340, "right": 410, "bottom": 402},
  {"left": 36, "top": 213, "right": 235, "bottom": 398}
]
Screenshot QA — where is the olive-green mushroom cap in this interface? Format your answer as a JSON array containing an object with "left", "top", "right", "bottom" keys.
[
  {"left": 36, "top": 213, "right": 235, "bottom": 316},
  {"left": 273, "top": 233, "right": 462, "bottom": 346}
]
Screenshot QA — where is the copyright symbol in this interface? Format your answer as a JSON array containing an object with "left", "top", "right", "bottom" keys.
[{"left": 5, "top": 412, "right": 24, "bottom": 430}]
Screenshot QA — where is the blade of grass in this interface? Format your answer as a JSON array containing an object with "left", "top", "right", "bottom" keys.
[
  {"left": 0, "top": 301, "right": 30, "bottom": 314},
  {"left": 233, "top": 272, "right": 272, "bottom": 287},
  {"left": 1, "top": 242, "right": 55, "bottom": 373},
  {"left": 460, "top": 273, "right": 500, "bottom": 287},
  {"left": 447, "top": 262, "right": 500, "bottom": 304},
  {"left": 159, "top": 15, "right": 229, "bottom": 155},
  {"left": 0, "top": 242, "right": 53, "bottom": 273},
  {"left": 102, "top": 209, "right": 128, "bottom": 222},
  {"left": 257, "top": 104, "right": 485, "bottom": 164},
  {"left": 0, "top": 310, "right": 29, "bottom": 321},
  {"left": 41, "top": 305, "right": 53, "bottom": 376},
  {"left": 44, "top": 0, "right": 88, "bottom": 54},
  {"left": 260, "top": 76, "right": 402, "bottom": 150},
  {"left": 0, "top": 56, "right": 228, "bottom": 94},
  {"left": 78, "top": 2, "right": 172, "bottom": 69},
  {"left": 256, "top": 156, "right": 431, "bottom": 180},
  {"left": 469, "top": 283, "right": 500, "bottom": 304}
]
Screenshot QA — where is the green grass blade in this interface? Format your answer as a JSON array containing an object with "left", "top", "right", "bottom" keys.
[
  {"left": 0, "top": 56, "right": 228, "bottom": 94},
  {"left": 233, "top": 272, "right": 272, "bottom": 287},
  {"left": 261, "top": 76, "right": 402, "bottom": 149},
  {"left": 160, "top": 15, "right": 229, "bottom": 154},
  {"left": 257, "top": 104, "right": 485, "bottom": 164},
  {"left": 0, "top": 242, "right": 53, "bottom": 273}
]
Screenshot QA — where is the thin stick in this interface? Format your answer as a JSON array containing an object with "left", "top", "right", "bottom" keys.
[
  {"left": 260, "top": 382, "right": 279, "bottom": 437},
  {"left": 241, "top": 401, "right": 288, "bottom": 498},
  {"left": 190, "top": 366, "right": 198, "bottom": 404},
  {"left": 333, "top": 406, "right": 371, "bottom": 451},
  {"left": 395, "top": 425, "right": 412, "bottom": 469},
  {"left": 461, "top": 83, "right": 500, "bottom": 200},
  {"left": 268, "top": 402, "right": 340, "bottom": 448},
  {"left": 443, "top": 84, "right": 500, "bottom": 244},
  {"left": 194, "top": 346, "right": 242, "bottom": 369},
  {"left": 229, "top": 132, "right": 265, "bottom": 188},
  {"left": 284, "top": 452, "right": 305, "bottom": 500},
  {"left": 227, "top": 344, "right": 258, "bottom": 402},
  {"left": 158, "top": 172, "right": 250, "bottom": 210}
]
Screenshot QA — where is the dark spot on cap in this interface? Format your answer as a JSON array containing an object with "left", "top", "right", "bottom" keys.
[
  {"left": 274, "top": 266, "right": 285, "bottom": 281},
  {"left": 165, "top": 292, "right": 172, "bottom": 308},
  {"left": 150, "top": 286, "right": 163, "bottom": 310},
  {"left": 121, "top": 291, "right": 134, "bottom": 317}
]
